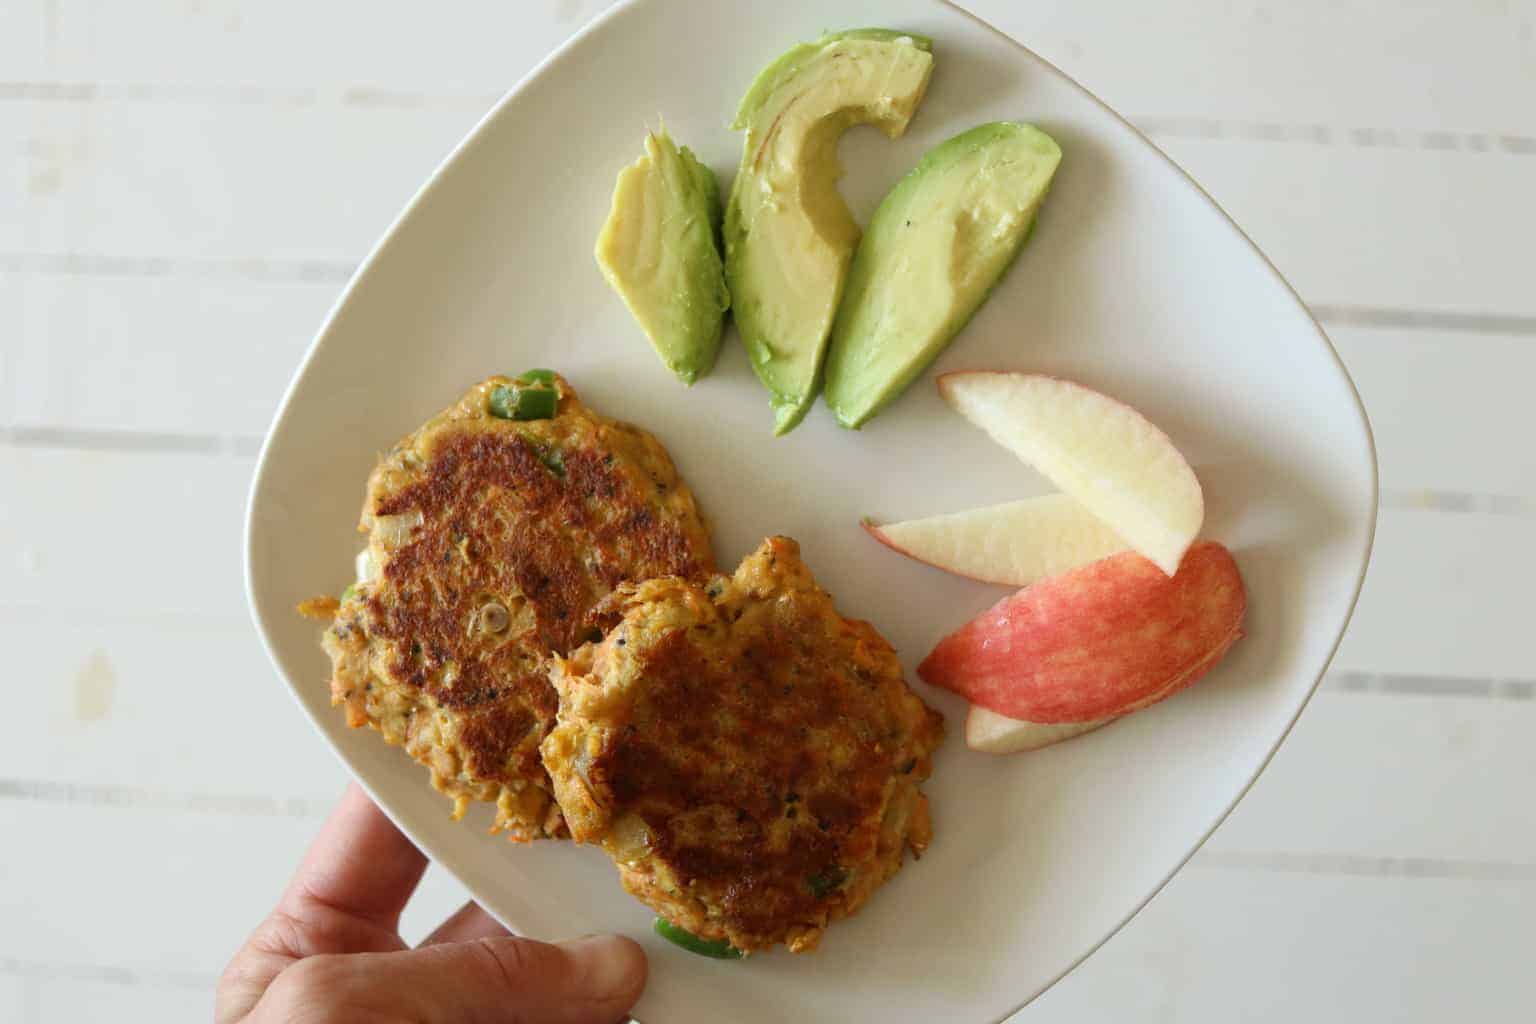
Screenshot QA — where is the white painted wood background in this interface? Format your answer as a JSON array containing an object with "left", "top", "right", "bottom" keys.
[{"left": 2, "top": 1, "right": 1532, "bottom": 1020}]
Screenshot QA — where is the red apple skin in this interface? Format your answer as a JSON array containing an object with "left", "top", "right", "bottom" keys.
[
  {"left": 964, "top": 625, "right": 1244, "bottom": 753},
  {"left": 918, "top": 541, "right": 1246, "bottom": 723}
]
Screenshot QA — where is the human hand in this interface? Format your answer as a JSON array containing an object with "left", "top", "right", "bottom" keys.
[{"left": 217, "top": 784, "right": 646, "bottom": 1023}]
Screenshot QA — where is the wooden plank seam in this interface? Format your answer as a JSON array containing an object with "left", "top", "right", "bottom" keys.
[{"left": 3, "top": 83, "right": 1534, "bottom": 156}]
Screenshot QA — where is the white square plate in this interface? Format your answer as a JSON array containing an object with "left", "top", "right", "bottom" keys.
[{"left": 245, "top": 1, "right": 1377, "bottom": 1020}]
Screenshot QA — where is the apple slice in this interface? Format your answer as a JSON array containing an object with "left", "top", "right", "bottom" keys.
[
  {"left": 963, "top": 624, "right": 1243, "bottom": 753},
  {"left": 965, "top": 705, "right": 1113, "bottom": 753},
  {"left": 939, "top": 372, "right": 1202, "bottom": 576},
  {"left": 919, "top": 541, "right": 1245, "bottom": 722},
  {"left": 864, "top": 493, "right": 1128, "bottom": 586}
]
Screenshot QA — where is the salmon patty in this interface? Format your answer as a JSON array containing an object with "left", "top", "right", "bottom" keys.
[
  {"left": 320, "top": 373, "right": 713, "bottom": 840},
  {"left": 542, "top": 536, "right": 943, "bottom": 952}
]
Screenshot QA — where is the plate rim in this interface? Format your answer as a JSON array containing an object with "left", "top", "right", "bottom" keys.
[{"left": 243, "top": 0, "right": 1381, "bottom": 1018}]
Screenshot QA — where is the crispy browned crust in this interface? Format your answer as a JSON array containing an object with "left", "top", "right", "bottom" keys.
[
  {"left": 297, "top": 596, "right": 340, "bottom": 620},
  {"left": 543, "top": 537, "right": 943, "bottom": 952},
  {"left": 322, "top": 374, "right": 713, "bottom": 840}
]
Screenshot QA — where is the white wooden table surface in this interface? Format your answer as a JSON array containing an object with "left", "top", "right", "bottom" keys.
[{"left": 3, "top": 2, "right": 1533, "bottom": 1020}]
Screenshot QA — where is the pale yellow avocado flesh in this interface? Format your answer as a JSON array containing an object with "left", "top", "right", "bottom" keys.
[
  {"left": 725, "top": 30, "right": 934, "bottom": 434},
  {"left": 596, "top": 130, "right": 728, "bottom": 386},
  {"left": 823, "top": 122, "right": 1061, "bottom": 428}
]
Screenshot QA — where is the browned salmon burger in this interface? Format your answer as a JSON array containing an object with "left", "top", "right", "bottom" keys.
[
  {"left": 542, "top": 536, "right": 943, "bottom": 952},
  {"left": 316, "top": 372, "right": 713, "bottom": 840}
]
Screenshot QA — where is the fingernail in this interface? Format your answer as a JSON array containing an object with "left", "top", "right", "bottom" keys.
[{"left": 562, "top": 934, "right": 647, "bottom": 1001}]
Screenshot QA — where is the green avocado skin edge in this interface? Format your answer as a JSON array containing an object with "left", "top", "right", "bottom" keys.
[
  {"left": 724, "top": 29, "right": 935, "bottom": 435},
  {"left": 823, "top": 121, "right": 1062, "bottom": 429}
]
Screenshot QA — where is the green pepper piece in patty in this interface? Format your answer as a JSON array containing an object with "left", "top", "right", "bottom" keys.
[
  {"left": 489, "top": 384, "right": 558, "bottom": 421},
  {"left": 653, "top": 918, "right": 743, "bottom": 959},
  {"left": 534, "top": 444, "right": 565, "bottom": 478},
  {"left": 806, "top": 866, "right": 848, "bottom": 899},
  {"left": 516, "top": 368, "right": 557, "bottom": 384}
]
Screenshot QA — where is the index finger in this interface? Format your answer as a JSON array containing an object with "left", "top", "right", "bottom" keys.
[{"left": 280, "top": 782, "right": 428, "bottom": 928}]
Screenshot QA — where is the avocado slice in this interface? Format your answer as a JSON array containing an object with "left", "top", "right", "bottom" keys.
[
  {"left": 823, "top": 122, "right": 1061, "bottom": 428},
  {"left": 595, "top": 129, "right": 730, "bottom": 386},
  {"left": 725, "top": 30, "right": 935, "bottom": 434}
]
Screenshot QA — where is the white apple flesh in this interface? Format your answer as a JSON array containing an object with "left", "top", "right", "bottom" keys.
[
  {"left": 964, "top": 705, "right": 1113, "bottom": 754},
  {"left": 938, "top": 372, "right": 1203, "bottom": 576},
  {"left": 863, "top": 493, "right": 1128, "bottom": 586}
]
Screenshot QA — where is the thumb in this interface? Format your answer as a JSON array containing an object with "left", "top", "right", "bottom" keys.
[{"left": 254, "top": 933, "right": 647, "bottom": 1024}]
